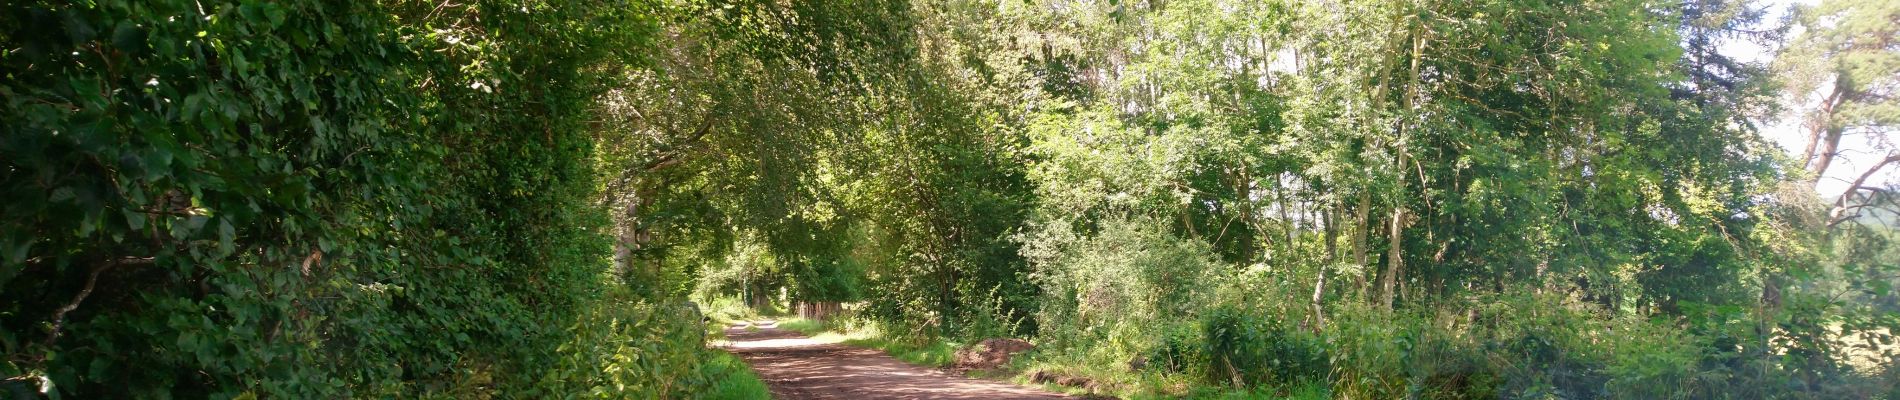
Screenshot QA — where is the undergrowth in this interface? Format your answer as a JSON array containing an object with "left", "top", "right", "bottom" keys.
[
  {"left": 700, "top": 352, "right": 770, "bottom": 400},
  {"left": 1008, "top": 218, "right": 1900, "bottom": 399},
  {"left": 1017, "top": 285, "right": 1900, "bottom": 399},
  {"left": 540, "top": 288, "right": 771, "bottom": 399}
]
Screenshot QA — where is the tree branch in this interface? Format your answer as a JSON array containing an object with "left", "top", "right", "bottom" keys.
[
  {"left": 639, "top": 112, "right": 718, "bottom": 172},
  {"left": 41, "top": 257, "right": 155, "bottom": 349},
  {"left": 1829, "top": 153, "right": 1900, "bottom": 227},
  {"left": 599, "top": 114, "right": 719, "bottom": 207}
]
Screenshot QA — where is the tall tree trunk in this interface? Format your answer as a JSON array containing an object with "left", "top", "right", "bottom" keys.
[
  {"left": 1379, "top": 207, "right": 1406, "bottom": 310},
  {"left": 1810, "top": 126, "right": 1846, "bottom": 183},
  {"left": 1326, "top": 201, "right": 1341, "bottom": 261},
  {"left": 1277, "top": 181, "right": 1295, "bottom": 244},
  {"left": 1238, "top": 167, "right": 1257, "bottom": 261},
  {"left": 1311, "top": 257, "right": 1328, "bottom": 331},
  {"left": 1353, "top": 192, "right": 1372, "bottom": 297},
  {"left": 1798, "top": 85, "right": 1844, "bottom": 168},
  {"left": 613, "top": 197, "right": 640, "bottom": 280},
  {"left": 1379, "top": 18, "right": 1427, "bottom": 311},
  {"left": 1806, "top": 83, "right": 1851, "bottom": 182},
  {"left": 1315, "top": 201, "right": 1337, "bottom": 331}
]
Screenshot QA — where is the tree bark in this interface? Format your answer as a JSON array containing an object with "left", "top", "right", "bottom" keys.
[
  {"left": 613, "top": 200, "right": 638, "bottom": 279},
  {"left": 1379, "top": 208, "right": 1406, "bottom": 310},
  {"left": 1799, "top": 84, "right": 1844, "bottom": 170},
  {"left": 1352, "top": 191, "right": 1371, "bottom": 297},
  {"left": 1378, "top": 20, "right": 1427, "bottom": 311},
  {"left": 613, "top": 187, "right": 655, "bottom": 282},
  {"left": 1806, "top": 82, "right": 1851, "bottom": 182},
  {"left": 1311, "top": 261, "right": 1328, "bottom": 331},
  {"left": 1277, "top": 182, "right": 1295, "bottom": 244},
  {"left": 1311, "top": 200, "right": 1336, "bottom": 331},
  {"left": 44, "top": 257, "right": 154, "bottom": 349},
  {"left": 1810, "top": 127, "right": 1846, "bottom": 183}
]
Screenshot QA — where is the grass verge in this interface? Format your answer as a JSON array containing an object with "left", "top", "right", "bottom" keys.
[
  {"left": 776, "top": 318, "right": 958, "bottom": 368},
  {"left": 1011, "top": 357, "right": 1331, "bottom": 400},
  {"left": 701, "top": 351, "right": 771, "bottom": 399}
]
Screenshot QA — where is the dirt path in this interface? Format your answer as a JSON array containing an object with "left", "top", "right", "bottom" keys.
[{"left": 722, "top": 321, "right": 1070, "bottom": 400}]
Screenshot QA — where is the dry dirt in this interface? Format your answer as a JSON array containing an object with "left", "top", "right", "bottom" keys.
[{"left": 722, "top": 321, "right": 1071, "bottom": 400}]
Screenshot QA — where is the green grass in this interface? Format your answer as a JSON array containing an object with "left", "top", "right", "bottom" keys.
[
  {"left": 1011, "top": 350, "right": 1338, "bottom": 399},
  {"left": 700, "top": 297, "right": 761, "bottom": 326},
  {"left": 1173, "top": 383, "right": 1329, "bottom": 400},
  {"left": 705, "top": 320, "right": 729, "bottom": 343},
  {"left": 845, "top": 336, "right": 957, "bottom": 368},
  {"left": 700, "top": 351, "right": 771, "bottom": 400},
  {"left": 777, "top": 318, "right": 829, "bottom": 335},
  {"left": 776, "top": 318, "right": 959, "bottom": 368}
]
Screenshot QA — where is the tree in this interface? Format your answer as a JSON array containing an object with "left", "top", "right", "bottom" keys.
[{"left": 1778, "top": 0, "right": 1900, "bottom": 225}]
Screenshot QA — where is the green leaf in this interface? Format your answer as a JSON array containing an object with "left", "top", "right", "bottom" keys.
[
  {"left": 1, "top": 236, "right": 32, "bottom": 265},
  {"left": 122, "top": 209, "right": 146, "bottom": 231},
  {"left": 218, "top": 218, "right": 236, "bottom": 255},
  {"left": 111, "top": 23, "right": 148, "bottom": 56}
]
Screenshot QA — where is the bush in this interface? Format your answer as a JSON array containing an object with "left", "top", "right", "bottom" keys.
[
  {"left": 1144, "top": 323, "right": 1205, "bottom": 375},
  {"left": 1022, "top": 273, "right": 1895, "bottom": 399},
  {"left": 1026, "top": 216, "right": 1221, "bottom": 357},
  {"left": 1474, "top": 293, "right": 1616, "bottom": 398},
  {"left": 701, "top": 296, "right": 760, "bottom": 325},
  {"left": 0, "top": 0, "right": 660, "bottom": 396},
  {"left": 541, "top": 288, "right": 769, "bottom": 399},
  {"left": 951, "top": 284, "right": 1033, "bottom": 341},
  {"left": 1322, "top": 292, "right": 1683, "bottom": 399},
  {"left": 1201, "top": 305, "right": 1329, "bottom": 388},
  {"left": 1321, "top": 301, "right": 1421, "bottom": 398}
]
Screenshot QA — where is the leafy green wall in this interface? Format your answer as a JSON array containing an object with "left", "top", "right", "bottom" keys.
[{"left": 0, "top": 1, "right": 676, "bottom": 397}]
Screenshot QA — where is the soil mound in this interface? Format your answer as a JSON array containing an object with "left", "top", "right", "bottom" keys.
[{"left": 953, "top": 338, "right": 1036, "bottom": 370}]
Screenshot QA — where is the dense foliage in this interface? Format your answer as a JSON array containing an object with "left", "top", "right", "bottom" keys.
[
  {"left": 617, "top": 0, "right": 1898, "bottom": 398},
  {"left": 0, "top": 0, "right": 760, "bottom": 398},
  {"left": 4, "top": 0, "right": 1895, "bottom": 398}
]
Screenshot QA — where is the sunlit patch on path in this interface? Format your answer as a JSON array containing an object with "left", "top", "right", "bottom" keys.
[{"left": 722, "top": 321, "right": 1069, "bottom": 400}]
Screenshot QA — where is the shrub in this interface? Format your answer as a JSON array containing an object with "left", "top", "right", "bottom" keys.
[
  {"left": 1475, "top": 293, "right": 1615, "bottom": 398},
  {"left": 0, "top": 0, "right": 656, "bottom": 396},
  {"left": 951, "top": 284, "right": 1032, "bottom": 341},
  {"left": 1026, "top": 216, "right": 1221, "bottom": 357},
  {"left": 1322, "top": 301, "right": 1417, "bottom": 398},
  {"left": 1145, "top": 323, "right": 1206, "bottom": 375},
  {"left": 541, "top": 288, "right": 769, "bottom": 399},
  {"left": 701, "top": 296, "right": 759, "bottom": 325},
  {"left": 1201, "top": 305, "right": 1329, "bottom": 388}
]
